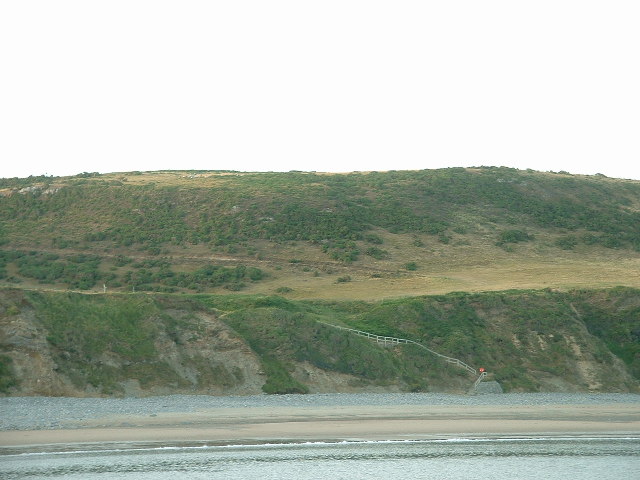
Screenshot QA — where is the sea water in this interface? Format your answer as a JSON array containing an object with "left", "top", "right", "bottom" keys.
[{"left": 1, "top": 437, "right": 639, "bottom": 479}]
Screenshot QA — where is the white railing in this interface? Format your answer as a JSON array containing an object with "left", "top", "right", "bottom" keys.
[
  {"left": 319, "top": 322, "right": 478, "bottom": 376},
  {"left": 473, "top": 371, "right": 488, "bottom": 389}
]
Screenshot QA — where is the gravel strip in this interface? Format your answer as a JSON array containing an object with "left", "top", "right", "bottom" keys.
[{"left": 1, "top": 393, "right": 639, "bottom": 431}]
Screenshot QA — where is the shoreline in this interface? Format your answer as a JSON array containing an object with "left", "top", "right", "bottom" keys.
[{"left": 3, "top": 403, "right": 639, "bottom": 450}]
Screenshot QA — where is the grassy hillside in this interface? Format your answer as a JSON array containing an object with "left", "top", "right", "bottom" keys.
[
  {"left": 1, "top": 287, "right": 638, "bottom": 396},
  {"left": 1, "top": 167, "right": 640, "bottom": 299},
  {"left": 1, "top": 168, "right": 639, "bottom": 396}
]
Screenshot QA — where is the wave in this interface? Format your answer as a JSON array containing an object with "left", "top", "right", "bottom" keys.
[{"left": 4, "top": 434, "right": 639, "bottom": 458}]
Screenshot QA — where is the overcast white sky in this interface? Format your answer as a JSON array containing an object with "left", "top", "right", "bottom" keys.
[{"left": 1, "top": 1, "right": 639, "bottom": 180}]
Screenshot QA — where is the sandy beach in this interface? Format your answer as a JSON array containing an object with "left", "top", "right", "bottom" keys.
[{"left": 2, "top": 402, "right": 640, "bottom": 447}]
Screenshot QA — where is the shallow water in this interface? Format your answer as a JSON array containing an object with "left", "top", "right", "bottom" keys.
[{"left": 1, "top": 437, "right": 639, "bottom": 480}]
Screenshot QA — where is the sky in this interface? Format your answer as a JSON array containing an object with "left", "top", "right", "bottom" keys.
[{"left": 1, "top": 1, "right": 639, "bottom": 180}]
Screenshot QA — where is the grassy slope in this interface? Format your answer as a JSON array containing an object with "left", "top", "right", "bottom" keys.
[
  {"left": 1, "top": 287, "right": 638, "bottom": 395},
  {"left": 1, "top": 167, "right": 640, "bottom": 299},
  {"left": 1, "top": 168, "right": 639, "bottom": 395}
]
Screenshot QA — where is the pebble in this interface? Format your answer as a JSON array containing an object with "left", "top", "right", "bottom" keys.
[{"left": 1, "top": 393, "right": 639, "bottom": 431}]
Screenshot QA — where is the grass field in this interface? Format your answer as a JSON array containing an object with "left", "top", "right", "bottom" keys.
[{"left": 4, "top": 239, "right": 638, "bottom": 301}]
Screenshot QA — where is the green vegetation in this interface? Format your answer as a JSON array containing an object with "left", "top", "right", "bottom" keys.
[
  {"left": 1, "top": 287, "right": 637, "bottom": 395},
  {"left": 0, "top": 354, "right": 17, "bottom": 393},
  {"left": 2, "top": 167, "right": 640, "bottom": 297},
  {"left": 496, "top": 229, "right": 534, "bottom": 246},
  {"left": 0, "top": 249, "right": 265, "bottom": 292},
  {"left": 365, "top": 247, "right": 389, "bottom": 259},
  {"left": 1, "top": 168, "right": 640, "bottom": 396},
  {"left": 21, "top": 292, "right": 163, "bottom": 394},
  {"left": 571, "top": 287, "right": 640, "bottom": 379},
  {"left": 28, "top": 291, "right": 158, "bottom": 361},
  {"left": 123, "top": 263, "right": 264, "bottom": 293},
  {"left": 216, "top": 300, "right": 450, "bottom": 393},
  {"left": 2, "top": 168, "right": 640, "bottom": 269},
  {"left": 555, "top": 235, "right": 579, "bottom": 250},
  {"left": 3, "top": 250, "right": 105, "bottom": 289}
]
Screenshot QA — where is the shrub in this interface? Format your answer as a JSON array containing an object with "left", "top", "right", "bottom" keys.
[
  {"left": 364, "top": 233, "right": 384, "bottom": 244},
  {"left": 260, "top": 356, "right": 309, "bottom": 394},
  {"left": 555, "top": 235, "right": 578, "bottom": 250},
  {"left": 365, "top": 247, "right": 389, "bottom": 259},
  {"left": 496, "top": 229, "right": 534, "bottom": 246},
  {"left": 0, "top": 355, "right": 17, "bottom": 393}
]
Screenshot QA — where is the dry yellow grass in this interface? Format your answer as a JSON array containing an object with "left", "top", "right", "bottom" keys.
[
  {"left": 6, "top": 227, "right": 638, "bottom": 300},
  {"left": 241, "top": 256, "right": 640, "bottom": 300},
  {"left": 233, "top": 232, "right": 640, "bottom": 300}
]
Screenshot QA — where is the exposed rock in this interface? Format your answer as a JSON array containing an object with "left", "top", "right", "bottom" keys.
[{"left": 474, "top": 381, "right": 503, "bottom": 394}]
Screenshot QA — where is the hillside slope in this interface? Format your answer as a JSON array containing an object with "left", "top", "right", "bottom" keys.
[
  {"left": 2, "top": 168, "right": 639, "bottom": 397},
  {"left": 1, "top": 167, "right": 640, "bottom": 299},
  {"left": 1, "top": 287, "right": 638, "bottom": 396}
]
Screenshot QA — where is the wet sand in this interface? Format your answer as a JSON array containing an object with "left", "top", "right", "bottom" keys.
[{"left": 2, "top": 403, "right": 639, "bottom": 447}]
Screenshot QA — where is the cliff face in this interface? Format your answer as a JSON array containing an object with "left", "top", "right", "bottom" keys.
[
  {"left": 0, "top": 298, "right": 260, "bottom": 397},
  {"left": 0, "top": 288, "right": 638, "bottom": 397},
  {"left": 0, "top": 289, "right": 382, "bottom": 397},
  {"left": 1, "top": 305, "right": 68, "bottom": 395}
]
